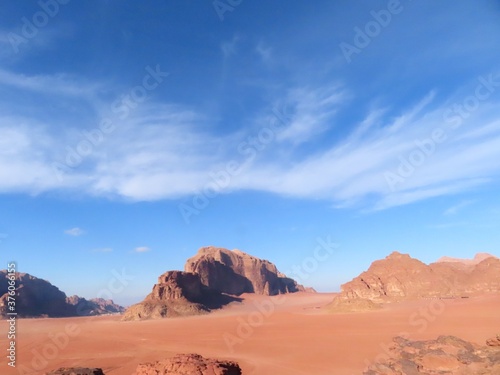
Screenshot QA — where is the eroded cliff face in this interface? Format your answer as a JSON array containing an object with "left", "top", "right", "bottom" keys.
[
  {"left": 329, "top": 252, "right": 500, "bottom": 311},
  {"left": 0, "top": 271, "right": 125, "bottom": 318},
  {"left": 0, "top": 271, "right": 74, "bottom": 318},
  {"left": 122, "top": 270, "right": 239, "bottom": 320},
  {"left": 124, "top": 246, "right": 309, "bottom": 320},
  {"left": 185, "top": 246, "right": 306, "bottom": 296}
]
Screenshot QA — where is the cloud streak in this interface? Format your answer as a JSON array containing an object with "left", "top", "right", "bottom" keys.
[
  {"left": 1, "top": 66, "right": 500, "bottom": 212},
  {"left": 133, "top": 246, "right": 150, "bottom": 253},
  {"left": 64, "top": 227, "right": 84, "bottom": 236}
]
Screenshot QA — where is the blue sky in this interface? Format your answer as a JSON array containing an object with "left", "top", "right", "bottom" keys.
[{"left": 1, "top": 1, "right": 500, "bottom": 306}]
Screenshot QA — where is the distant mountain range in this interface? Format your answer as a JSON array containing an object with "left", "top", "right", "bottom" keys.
[
  {"left": 0, "top": 270, "right": 125, "bottom": 318},
  {"left": 3, "top": 248, "right": 499, "bottom": 319}
]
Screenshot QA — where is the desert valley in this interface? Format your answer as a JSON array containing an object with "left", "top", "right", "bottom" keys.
[
  {"left": 3, "top": 1, "right": 500, "bottom": 375},
  {"left": 1, "top": 246, "right": 499, "bottom": 375}
]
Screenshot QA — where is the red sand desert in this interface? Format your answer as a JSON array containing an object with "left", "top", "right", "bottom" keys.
[{"left": 1, "top": 292, "right": 499, "bottom": 375}]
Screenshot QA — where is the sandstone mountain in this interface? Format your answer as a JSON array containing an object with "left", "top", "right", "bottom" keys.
[
  {"left": 135, "top": 353, "right": 242, "bottom": 375},
  {"left": 0, "top": 270, "right": 74, "bottom": 318},
  {"left": 124, "top": 246, "right": 307, "bottom": 320},
  {"left": 123, "top": 271, "right": 240, "bottom": 320},
  {"left": 185, "top": 246, "right": 306, "bottom": 296},
  {"left": 329, "top": 251, "right": 500, "bottom": 310},
  {"left": 364, "top": 335, "right": 500, "bottom": 374},
  {"left": 0, "top": 270, "right": 125, "bottom": 318}
]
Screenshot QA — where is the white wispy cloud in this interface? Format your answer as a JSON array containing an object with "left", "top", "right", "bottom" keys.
[
  {"left": 443, "top": 200, "right": 476, "bottom": 216},
  {"left": 133, "top": 246, "right": 150, "bottom": 253},
  {"left": 1, "top": 65, "right": 500, "bottom": 212},
  {"left": 276, "top": 85, "right": 346, "bottom": 145},
  {"left": 0, "top": 68, "right": 101, "bottom": 98},
  {"left": 65, "top": 227, "right": 84, "bottom": 236}
]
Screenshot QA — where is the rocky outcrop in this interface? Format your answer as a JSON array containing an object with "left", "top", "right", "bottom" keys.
[
  {"left": 46, "top": 368, "right": 105, "bottom": 375},
  {"left": 0, "top": 271, "right": 74, "bottom": 318},
  {"left": 364, "top": 335, "right": 500, "bottom": 374},
  {"left": 124, "top": 246, "right": 310, "bottom": 320},
  {"left": 486, "top": 335, "right": 500, "bottom": 347},
  {"left": 0, "top": 270, "right": 125, "bottom": 318},
  {"left": 66, "top": 295, "right": 125, "bottom": 316},
  {"left": 328, "top": 252, "right": 500, "bottom": 311},
  {"left": 135, "top": 353, "right": 242, "bottom": 375},
  {"left": 123, "top": 271, "right": 240, "bottom": 320},
  {"left": 185, "top": 246, "right": 306, "bottom": 296}
]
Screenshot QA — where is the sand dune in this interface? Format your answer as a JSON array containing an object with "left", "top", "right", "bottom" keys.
[{"left": 1, "top": 292, "right": 499, "bottom": 374}]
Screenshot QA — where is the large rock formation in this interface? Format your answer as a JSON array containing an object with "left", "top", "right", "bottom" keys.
[
  {"left": 329, "top": 252, "right": 500, "bottom": 311},
  {"left": 0, "top": 271, "right": 74, "bottom": 318},
  {"left": 124, "top": 246, "right": 307, "bottom": 320},
  {"left": 364, "top": 335, "right": 500, "bottom": 374},
  {"left": 0, "top": 270, "right": 125, "bottom": 318},
  {"left": 135, "top": 353, "right": 242, "bottom": 375},
  {"left": 66, "top": 296, "right": 126, "bottom": 316},
  {"left": 123, "top": 271, "right": 239, "bottom": 320},
  {"left": 185, "top": 246, "right": 306, "bottom": 296}
]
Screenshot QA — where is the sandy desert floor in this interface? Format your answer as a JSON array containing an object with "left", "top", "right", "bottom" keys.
[{"left": 1, "top": 292, "right": 499, "bottom": 375}]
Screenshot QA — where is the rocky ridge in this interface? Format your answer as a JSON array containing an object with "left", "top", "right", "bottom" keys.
[
  {"left": 0, "top": 271, "right": 74, "bottom": 318},
  {"left": 66, "top": 295, "right": 126, "bottom": 316},
  {"left": 329, "top": 251, "right": 500, "bottom": 311},
  {"left": 0, "top": 270, "right": 125, "bottom": 318}
]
